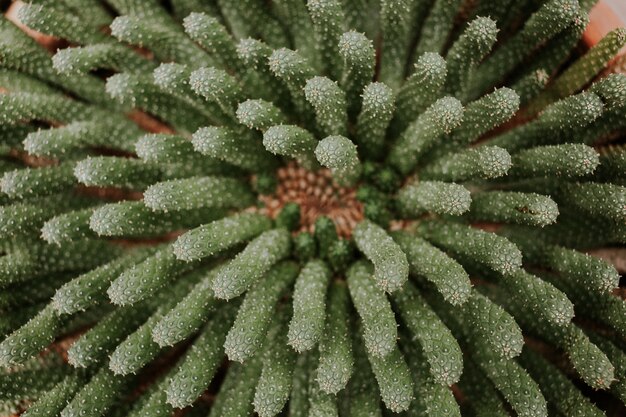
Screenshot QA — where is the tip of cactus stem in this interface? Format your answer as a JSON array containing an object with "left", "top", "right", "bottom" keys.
[
  {"left": 105, "top": 73, "right": 134, "bottom": 105},
  {"left": 466, "top": 16, "right": 499, "bottom": 47},
  {"left": 414, "top": 52, "right": 447, "bottom": 78},
  {"left": 109, "top": 15, "right": 136, "bottom": 41}
]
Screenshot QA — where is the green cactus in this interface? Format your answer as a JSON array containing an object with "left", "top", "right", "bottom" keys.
[{"left": 1, "top": 1, "right": 626, "bottom": 416}]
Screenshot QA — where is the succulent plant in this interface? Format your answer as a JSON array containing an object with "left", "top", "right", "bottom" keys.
[{"left": 1, "top": 0, "right": 625, "bottom": 416}]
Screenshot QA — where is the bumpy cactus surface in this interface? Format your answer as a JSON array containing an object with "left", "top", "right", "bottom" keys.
[{"left": 1, "top": 1, "right": 626, "bottom": 416}]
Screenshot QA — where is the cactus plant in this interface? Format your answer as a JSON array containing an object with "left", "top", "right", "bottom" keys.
[{"left": 1, "top": 1, "right": 625, "bottom": 416}]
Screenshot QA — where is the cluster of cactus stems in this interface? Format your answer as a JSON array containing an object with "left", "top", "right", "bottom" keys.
[{"left": 1, "top": 0, "right": 626, "bottom": 416}]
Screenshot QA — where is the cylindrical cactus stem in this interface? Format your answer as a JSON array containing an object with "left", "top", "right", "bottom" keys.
[
  {"left": 414, "top": 0, "right": 463, "bottom": 56},
  {"left": 392, "top": 231, "right": 471, "bottom": 306},
  {"left": 396, "top": 180, "right": 472, "bottom": 217},
  {"left": 509, "top": 143, "right": 600, "bottom": 179},
  {"left": 392, "top": 281, "right": 463, "bottom": 385},
  {"left": 307, "top": 0, "right": 344, "bottom": 80},
  {"left": 417, "top": 221, "right": 523, "bottom": 276},
  {"left": 316, "top": 281, "right": 354, "bottom": 395},
  {"left": 52, "top": 249, "right": 154, "bottom": 315},
  {"left": 304, "top": 76, "right": 348, "bottom": 137},
  {"left": 420, "top": 146, "right": 512, "bottom": 182},
  {"left": 467, "top": 0, "right": 580, "bottom": 98},
  {"left": 263, "top": 125, "right": 319, "bottom": 169},
  {"left": 388, "top": 96, "right": 464, "bottom": 175},
  {"left": 165, "top": 302, "right": 237, "bottom": 409},
  {"left": 183, "top": 12, "right": 243, "bottom": 73},
  {"left": 347, "top": 261, "right": 398, "bottom": 358},
  {"left": 173, "top": 212, "right": 272, "bottom": 262},
  {"left": 60, "top": 366, "right": 131, "bottom": 417},
  {"left": 445, "top": 16, "right": 498, "bottom": 97},
  {"left": 224, "top": 261, "right": 299, "bottom": 363},
  {"left": 378, "top": 0, "right": 412, "bottom": 89},
  {"left": 253, "top": 308, "right": 297, "bottom": 417},
  {"left": 212, "top": 228, "right": 292, "bottom": 300},
  {"left": 393, "top": 52, "right": 447, "bottom": 132},
  {"left": 288, "top": 260, "right": 331, "bottom": 353},
  {"left": 356, "top": 82, "right": 396, "bottom": 159},
  {"left": 192, "top": 126, "right": 279, "bottom": 172},
  {"left": 0, "top": 304, "right": 62, "bottom": 366},
  {"left": 338, "top": 31, "right": 375, "bottom": 115},
  {"left": 352, "top": 220, "right": 409, "bottom": 293},
  {"left": 314, "top": 135, "right": 361, "bottom": 186},
  {"left": 468, "top": 191, "right": 559, "bottom": 228},
  {"left": 237, "top": 99, "right": 288, "bottom": 132}
]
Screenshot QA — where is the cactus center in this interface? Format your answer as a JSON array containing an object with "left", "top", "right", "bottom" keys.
[{"left": 257, "top": 162, "right": 363, "bottom": 237}]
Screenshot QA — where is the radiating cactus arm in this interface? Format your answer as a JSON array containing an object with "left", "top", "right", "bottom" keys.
[
  {"left": 378, "top": 0, "right": 412, "bottom": 89},
  {"left": 53, "top": 44, "right": 154, "bottom": 75},
  {"left": 106, "top": 73, "right": 212, "bottom": 133},
  {"left": 192, "top": 126, "right": 279, "bottom": 172},
  {"left": 473, "top": 352, "right": 548, "bottom": 417},
  {"left": 464, "top": 292, "right": 524, "bottom": 359},
  {"left": 143, "top": 176, "right": 255, "bottom": 212},
  {"left": 52, "top": 249, "right": 154, "bottom": 315},
  {"left": 304, "top": 76, "right": 348, "bottom": 136},
  {"left": 212, "top": 228, "right": 292, "bottom": 300},
  {"left": 500, "top": 269, "right": 574, "bottom": 327},
  {"left": 468, "top": 191, "right": 559, "bottom": 228},
  {"left": 393, "top": 232, "right": 471, "bottom": 305},
  {"left": 165, "top": 302, "right": 237, "bottom": 409},
  {"left": 418, "top": 221, "right": 523, "bottom": 276},
  {"left": 316, "top": 281, "right": 354, "bottom": 394},
  {"left": 420, "top": 146, "right": 512, "bottom": 182},
  {"left": 467, "top": 0, "right": 579, "bottom": 98},
  {"left": 74, "top": 156, "right": 161, "bottom": 190},
  {"left": 107, "top": 246, "right": 193, "bottom": 306},
  {"left": 415, "top": 0, "right": 463, "bottom": 56},
  {"left": 288, "top": 259, "right": 331, "bottom": 352},
  {"left": 353, "top": 220, "right": 409, "bottom": 293},
  {"left": 253, "top": 308, "right": 297, "bottom": 417},
  {"left": 347, "top": 261, "right": 397, "bottom": 358},
  {"left": 338, "top": 31, "right": 375, "bottom": 115},
  {"left": 22, "top": 372, "right": 86, "bottom": 417},
  {"left": 307, "top": 0, "right": 344, "bottom": 80},
  {"left": 16, "top": 3, "right": 106, "bottom": 44},
  {"left": 208, "top": 358, "right": 262, "bottom": 417},
  {"left": 445, "top": 16, "right": 498, "bottom": 97},
  {"left": 533, "top": 27, "right": 626, "bottom": 109},
  {"left": 356, "top": 82, "right": 395, "bottom": 159},
  {"left": 509, "top": 143, "right": 600, "bottom": 178},
  {"left": 60, "top": 367, "right": 131, "bottom": 417},
  {"left": 396, "top": 180, "right": 472, "bottom": 217},
  {"left": 173, "top": 212, "right": 271, "bottom": 262},
  {"left": 151, "top": 270, "right": 219, "bottom": 347},
  {"left": 346, "top": 332, "right": 382, "bottom": 417},
  {"left": 0, "top": 304, "right": 63, "bottom": 366},
  {"left": 388, "top": 96, "right": 464, "bottom": 174},
  {"left": 364, "top": 334, "right": 414, "bottom": 413},
  {"left": 520, "top": 348, "right": 605, "bottom": 417},
  {"left": 393, "top": 281, "right": 463, "bottom": 385},
  {"left": 67, "top": 301, "right": 154, "bottom": 368},
  {"left": 393, "top": 52, "right": 447, "bottom": 132},
  {"left": 183, "top": 12, "right": 243, "bottom": 73},
  {"left": 224, "top": 262, "right": 299, "bottom": 362},
  {"left": 556, "top": 182, "right": 626, "bottom": 223},
  {"left": 109, "top": 271, "right": 203, "bottom": 375},
  {"left": 263, "top": 125, "right": 319, "bottom": 169},
  {"left": 237, "top": 99, "right": 288, "bottom": 132},
  {"left": 314, "top": 135, "right": 361, "bottom": 186},
  {"left": 110, "top": 14, "right": 213, "bottom": 69},
  {"left": 1, "top": 163, "right": 76, "bottom": 200}
]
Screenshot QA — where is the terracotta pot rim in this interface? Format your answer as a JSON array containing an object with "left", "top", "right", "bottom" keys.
[{"left": 584, "top": 0, "right": 626, "bottom": 52}]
